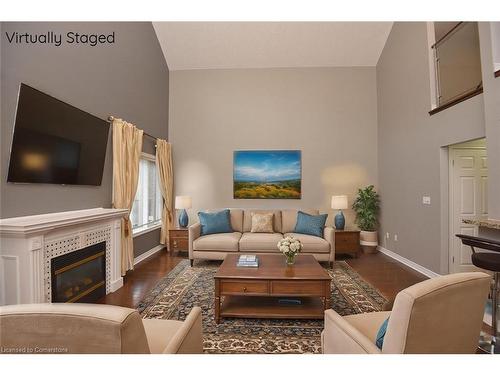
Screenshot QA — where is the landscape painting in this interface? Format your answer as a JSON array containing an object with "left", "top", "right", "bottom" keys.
[{"left": 233, "top": 150, "right": 301, "bottom": 199}]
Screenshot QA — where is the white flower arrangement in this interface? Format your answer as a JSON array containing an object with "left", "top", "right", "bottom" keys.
[{"left": 277, "top": 236, "right": 303, "bottom": 258}]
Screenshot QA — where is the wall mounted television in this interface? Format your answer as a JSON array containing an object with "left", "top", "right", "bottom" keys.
[{"left": 7, "top": 83, "right": 110, "bottom": 186}]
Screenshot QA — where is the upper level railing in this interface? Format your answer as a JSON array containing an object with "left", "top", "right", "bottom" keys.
[{"left": 432, "top": 22, "right": 482, "bottom": 108}]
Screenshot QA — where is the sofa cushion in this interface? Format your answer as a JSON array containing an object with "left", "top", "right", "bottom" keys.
[
  {"left": 243, "top": 210, "right": 282, "bottom": 233},
  {"left": 198, "top": 209, "right": 232, "bottom": 235},
  {"left": 193, "top": 232, "right": 242, "bottom": 252},
  {"left": 285, "top": 233, "right": 331, "bottom": 253},
  {"left": 294, "top": 211, "right": 328, "bottom": 237},
  {"left": 239, "top": 232, "right": 284, "bottom": 252},
  {"left": 229, "top": 209, "right": 244, "bottom": 232},
  {"left": 282, "top": 209, "right": 319, "bottom": 234}
]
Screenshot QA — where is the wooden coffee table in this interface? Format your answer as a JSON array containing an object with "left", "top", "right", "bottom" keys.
[{"left": 214, "top": 254, "right": 331, "bottom": 323}]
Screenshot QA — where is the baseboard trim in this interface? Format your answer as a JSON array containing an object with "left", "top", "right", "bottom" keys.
[
  {"left": 110, "top": 278, "right": 123, "bottom": 292},
  {"left": 377, "top": 246, "right": 441, "bottom": 279},
  {"left": 133, "top": 244, "right": 164, "bottom": 266}
]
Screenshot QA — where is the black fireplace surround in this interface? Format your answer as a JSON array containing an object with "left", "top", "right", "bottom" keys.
[{"left": 50, "top": 241, "right": 106, "bottom": 303}]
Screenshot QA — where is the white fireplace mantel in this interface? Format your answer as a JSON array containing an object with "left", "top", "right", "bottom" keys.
[{"left": 0, "top": 208, "right": 128, "bottom": 306}]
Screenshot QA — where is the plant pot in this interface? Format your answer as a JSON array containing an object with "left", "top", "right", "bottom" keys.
[{"left": 360, "top": 231, "right": 378, "bottom": 254}]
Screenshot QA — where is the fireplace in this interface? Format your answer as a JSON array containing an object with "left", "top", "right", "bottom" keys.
[{"left": 50, "top": 241, "right": 106, "bottom": 303}]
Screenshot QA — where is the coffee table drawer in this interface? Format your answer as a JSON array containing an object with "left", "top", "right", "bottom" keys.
[
  {"left": 271, "top": 280, "right": 325, "bottom": 296},
  {"left": 220, "top": 280, "right": 269, "bottom": 295}
]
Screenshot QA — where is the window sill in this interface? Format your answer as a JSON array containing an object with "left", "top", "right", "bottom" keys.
[
  {"left": 495, "top": 70, "right": 500, "bottom": 78},
  {"left": 132, "top": 222, "right": 162, "bottom": 238},
  {"left": 428, "top": 87, "right": 483, "bottom": 116}
]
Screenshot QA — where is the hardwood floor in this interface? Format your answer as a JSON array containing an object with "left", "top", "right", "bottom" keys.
[
  {"left": 99, "top": 249, "right": 427, "bottom": 309},
  {"left": 98, "top": 248, "right": 184, "bottom": 308},
  {"left": 343, "top": 252, "right": 427, "bottom": 304}
]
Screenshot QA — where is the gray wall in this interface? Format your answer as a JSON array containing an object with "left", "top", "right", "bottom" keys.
[
  {"left": 133, "top": 229, "right": 161, "bottom": 257},
  {"left": 169, "top": 67, "right": 378, "bottom": 227},
  {"left": 0, "top": 22, "right": 169, "bottom": 257},
  {"left": 491, "top": 22, "right": 500, "bottom": 68},
  {"left": 479, "top": 22, "right": 500, "bottom": 219},
  {"left": 376, "top": 22, "right": 486, "bottom": 274}
]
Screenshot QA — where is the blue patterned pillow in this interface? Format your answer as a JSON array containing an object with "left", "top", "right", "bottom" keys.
[
  {"left": 376, "top": 317, "right": 389, "bottom": 349},
  {"left": 198, "top": 209, "right": 233, "bottom": 236},
  {"left": 293, "top": 211, "right": 328, "bottom": 238}
]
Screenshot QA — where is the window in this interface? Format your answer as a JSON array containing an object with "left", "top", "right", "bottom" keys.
[
  {"left": 130, "top": 153, "right": 163, "bottom": 235},
  {"left": 431, "top": 22, "right": 482, "bottom": 110}
]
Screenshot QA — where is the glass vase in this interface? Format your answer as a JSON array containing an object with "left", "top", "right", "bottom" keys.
[{"left": 285, "top": 254, "right": 296, "bottom": 266}]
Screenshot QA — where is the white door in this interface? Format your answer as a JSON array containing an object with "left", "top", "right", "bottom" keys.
[{"left": 450, "top": 147, "right": 488, "bottom": 273}]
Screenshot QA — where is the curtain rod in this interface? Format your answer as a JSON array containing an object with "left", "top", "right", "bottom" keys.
[{"left": 107, "top": 116, "right": 159, "bottom": 141}]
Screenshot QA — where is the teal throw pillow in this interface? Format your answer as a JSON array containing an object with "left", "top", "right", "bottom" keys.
[
  {"left": 198, "top": 209, "right": 233, "bottom": 236},
  {"left": 375, "top": 317, "right": 389, "bottom": 349},
  {"left": 293, "top": 211, "right": 328, "bottom": 238}
]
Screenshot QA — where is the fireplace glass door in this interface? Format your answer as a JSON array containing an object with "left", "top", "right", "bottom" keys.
[{"left": 51, "top": 241, "right": 106, "bottom": 303}]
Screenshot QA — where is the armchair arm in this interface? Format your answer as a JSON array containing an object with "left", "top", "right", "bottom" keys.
[
  {"left": 322, "top": 309, "right": 381, "bottom": 354},
  {"left": 188, "top": 223, "right": 201, "bottom": 260},
  {"left": 163, "top": 307, "right": 203, "bottom": 354},
  {"left": 323, "top": 226, "right": 335, "bottom": 262}
]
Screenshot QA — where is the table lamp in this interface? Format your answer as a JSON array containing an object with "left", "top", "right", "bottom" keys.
[
  {"left": 175, "top": 196, "right": 192, "bottom": 228},
  {"left": 331, "top": 195, "right": 348, "bottom": 230}
]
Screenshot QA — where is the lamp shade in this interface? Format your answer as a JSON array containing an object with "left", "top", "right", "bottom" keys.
[
  {"left": 331, "top": 195, "right": 348, "bottom": 210},
  {"left": 175, "top": 195, "right": 192, "bottom": 209}
]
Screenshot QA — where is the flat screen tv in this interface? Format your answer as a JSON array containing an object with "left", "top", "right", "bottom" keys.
[{"left": 7, "top": 84, "right": 110, "bottom": 186}]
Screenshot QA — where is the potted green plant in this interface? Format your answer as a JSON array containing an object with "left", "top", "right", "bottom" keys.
[{"left": 352, "top": 185, "right": 380, "bottom": 254}]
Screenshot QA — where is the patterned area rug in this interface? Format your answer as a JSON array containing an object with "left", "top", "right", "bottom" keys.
[{"left": 138, "top": 259, "right": 387, "bottom": 354}]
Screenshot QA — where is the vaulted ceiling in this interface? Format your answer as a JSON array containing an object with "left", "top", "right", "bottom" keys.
[{"left": 153, "top": 22, "right": 393, "bottom": 70}]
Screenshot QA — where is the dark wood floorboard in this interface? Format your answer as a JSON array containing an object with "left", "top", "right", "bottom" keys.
[
  {"left": 343, "top": 252, "right": 428, "bottom": 305},
  {"left": 99, "top": 250, "right": 427, "bottom": 309},
  {"left": 98, "top": 248, "right": 185, "bottom": 308}
]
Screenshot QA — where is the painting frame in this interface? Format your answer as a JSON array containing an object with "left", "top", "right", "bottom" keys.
[{"left": 233, "top": 150, "right": 302, "bottom": 199}]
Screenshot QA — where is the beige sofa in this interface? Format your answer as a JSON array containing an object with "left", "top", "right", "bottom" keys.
[
  {"left": 188, "top": 209, "right": 334, "bottom": 266},
  {"left": 321, "top": 272, "right": 491, "bottom": 354},
  {"left": 0, "top": 303, "right": 203, "bottom": 354}
]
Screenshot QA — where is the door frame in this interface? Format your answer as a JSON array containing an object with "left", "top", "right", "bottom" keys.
[{"left": 448, "top": 140, "right": 487, "bottom": 273}]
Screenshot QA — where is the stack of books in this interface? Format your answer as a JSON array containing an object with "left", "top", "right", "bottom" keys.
[{"left": 237, "top": 255, "right": 259, "bottom": 267}]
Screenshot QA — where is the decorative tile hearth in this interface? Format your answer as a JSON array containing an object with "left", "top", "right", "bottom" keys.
[{"left": 43, "top": 226, "right": 112, "bottom": 302}]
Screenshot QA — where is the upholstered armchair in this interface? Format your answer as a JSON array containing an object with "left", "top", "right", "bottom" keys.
[
  {"left": 322, "top": 272, "right": 491, "bottom": 354},
  {"left": 0, "top": 303, "right": 203, "bottom": 354}
]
